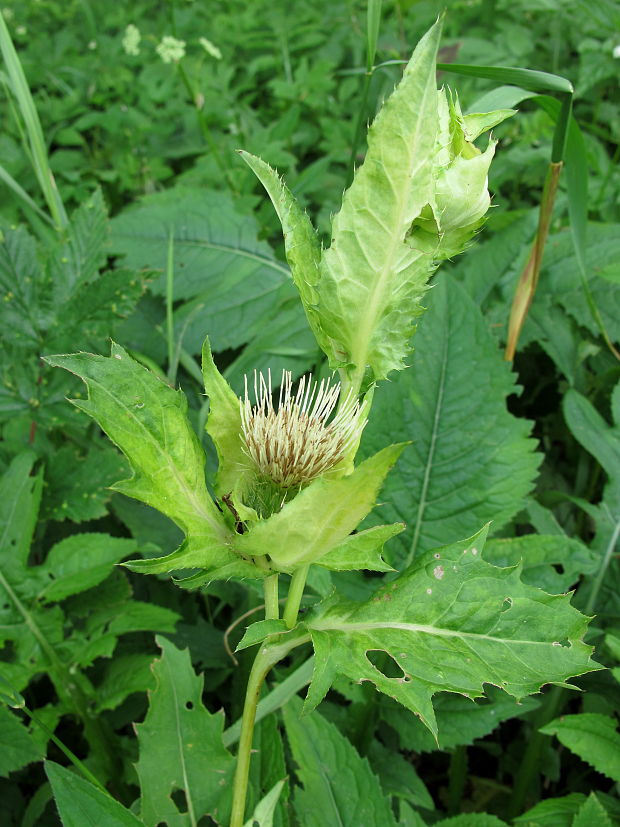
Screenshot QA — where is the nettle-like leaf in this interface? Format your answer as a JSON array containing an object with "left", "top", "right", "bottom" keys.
[
  {"left": 44, "top": 344, "right": 260, "bottom": 582},
  {"left": 46, "top": 761, "right": 144, "bottom": 827},
  {"left": 303, "top": 526, "right": 598, "bottom": 739},
  {"left": 109, "top": 186, "right": 290, "bottom": 355},
  {"left": 563, "top": 382, "right": 620, "bottom": 609},
  {"left": 282, "top": 696, "right": 398, "bottom": 827},
  {"left": 136, "top": 636, "right": 234, "bottom": 827},
  {"left": 540, "top": 713, "right": 620, "bottom": 784},
  {"left": 0, "top": 452, "right": 177, "bottom": 756},
  {"left": 360, "top": 276, "right": 540, "bottom": 567}
]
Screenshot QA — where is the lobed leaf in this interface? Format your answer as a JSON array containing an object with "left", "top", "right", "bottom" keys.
[
  {"left": 44, "top": 344, "right": 260, "bottom": 581},
  {"left": 305, "top": 526, "right": 598, "bottom": 738},
  {"left": 135, "top": 636, "right": 234, "bottom": 827}
]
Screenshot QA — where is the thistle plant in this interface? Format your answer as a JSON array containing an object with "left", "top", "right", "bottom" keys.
[{"left": 46, "top": 20, "right": 598, "bottom": 826}]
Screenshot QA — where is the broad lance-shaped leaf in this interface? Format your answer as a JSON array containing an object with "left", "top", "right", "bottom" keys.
[
  {"left": 304, "top": 526, "right": 598, "bottom": 739},
  {"left": 45, "top": 344, "right": 258, "bottom": 580},
  {"left": 136, "top": 636, "right": 234, "bottom": 826},
  {"left": 318, "top": 21, "right": 441, "bottom": 379},
  {"left": 234, "top": 444, "right": 406, "bottom": 570},
  {"left": 360, "top": 276, "right": 540, "bottom": 567},
  {"left": 237, "top": 151, "right": 332, "bottom": 360},
  {"left": 46, "top": 761, "right": 144, "bottom": 827},
  {"left": 282, "top": 696, "right": 398, "bottom": 827}
]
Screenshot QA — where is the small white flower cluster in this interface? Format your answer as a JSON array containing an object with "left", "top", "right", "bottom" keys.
[
  {"left": 156, "top": 35, "right": 186, "bottom": 64},
  {"left": 199, "top": 37, "right": 222, "bottom": 60},
  {"left": 119, "top": 24, "right": 222, "bottom": 65},
  {"left": 122, "top": 23, "right": 141, "bottom": 56}
]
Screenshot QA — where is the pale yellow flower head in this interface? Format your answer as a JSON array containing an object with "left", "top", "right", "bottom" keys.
[{"left": 240, "top": 370, "right": 365, "bottom": 489}]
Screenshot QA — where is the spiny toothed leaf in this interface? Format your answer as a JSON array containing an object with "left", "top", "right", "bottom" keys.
[{"left": 304, "top": 526, "right": 598, "bottom": 739}]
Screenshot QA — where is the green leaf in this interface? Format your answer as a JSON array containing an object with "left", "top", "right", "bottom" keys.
[
  {"left": 540, "top": 713, "right": 620, "bottom": 783},
  {"left": 44, "top": 344, "right": 259, "bottom": 581},
  {"left": 37, "top": 534, "right": 137, "bottom": 603},
  {"left": 367, "top": 739, "right": 434, "bottom": 810},
  {"left": 201, "top": 337, "right": 253, "bottom": 500},
  {"left": 237, "top": 151, "right": 331, "bottom": 360},
  {"left": 305, "top": 526, "right": 597, "bottom": 738},
  {"left": 318, "top": 524, "right": 403, "bottom": 572},
  {"left": 0, "top": 452, "right": 42, "bottom": 580},
  {"left": 0, "top": 706, "right": 44, "bottom": 777},
  {"left": 482, "top": 535, "right": 597, "bottom": 594},
  {"left": 513, "top": 793, "right": 587, "bottom": 826},
  {"left": 42, "top": 443, "right": 128, "bottom": 523},
  {"left": 109, "top": 187, "right": 289, "bottom": 354},
  {"left": 572, "top": 794, "right": 613, "bottom": 827},
  {"left": 381, "top": 686, "right": 539, "bottom": 752},
  {"left": 94, "top": 653, "right": 157, "bottom": 713},
  {"left": 318, "top": 21, "right": 441, "bottom": 379},
  {"left": 45, "top": 761, "right": 144, "bottom": 827},
  {"left": 361, "top": 277, "right": 540, "bottom": 567},
  {"left": 234, "top": 444, "right": 406, "bottom": 570},
  {"left": 136, "top": 636, "right": 234, "bottom": 827},
  {"left": 282, "top": 696, "right": 398, "bottom": 827},
  {"left": 564, "top": 387, "right": 620, "bottom": 482},
  {"left": 243, "top": 779, "right": 286, "bottom": 827},
  {"left": 435, "top": 816, "right": 508, "bottom": 827}
]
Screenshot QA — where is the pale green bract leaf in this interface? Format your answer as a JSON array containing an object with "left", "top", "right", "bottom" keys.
[
  {"left": 201, "top": 337, "right": 253, "bottom": 501},
  {"left": 136, "top": 637, "right": 234, "bottom": 826},
  {"left": 44, "top": 345, "right": 259, "bottom": 582},
  {"left": 242, "top": 779, "right": 286, "bottom": 827},
  {"left": 304, "top": 526, "right": 597, "bottom": 739},
  {"left": 540, "top": 713, "right": 620, "bottom": 783},
  {"left": 233, "top": 444, "right": 406, "bottom": 570},
  {"left": 318, "top": 22, "right": 441, "bottom": 379},
  {"left": 237, "top": 151, "right": 332, "bottom": 359},
  {"left": 318, "top": 524, "right": 403, "bottom": 572}
]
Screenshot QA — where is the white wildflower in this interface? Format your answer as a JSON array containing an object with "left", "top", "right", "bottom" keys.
[
  {"left": 240, "top": 371, "right": 365, "bottom": 489},
  {"left": 2, "top": 8, "right": 14, "bottom": 21},
  {"left": 122, "top": 23, "right": 141, "bottom": 56},
  {"left": 88, "top": 39, "right": 97, "bottom": 50},
  {"left": 156, "top": 35, "right": 186, "bottom": 64},
  {"left": 199, "top": 37, "right": 222, "bottom": 60},
  {"left": 613, "top": 44, "right": 620, "bottom": 59}
]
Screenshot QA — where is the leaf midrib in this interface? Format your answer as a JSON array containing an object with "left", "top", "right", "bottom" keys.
[{"left": 311, "top": 619, "right": 571, "bottom": 648}]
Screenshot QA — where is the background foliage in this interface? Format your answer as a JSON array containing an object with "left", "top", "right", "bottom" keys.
[{"left": 0, "top": 0, "right": 619, "bottom": 825}]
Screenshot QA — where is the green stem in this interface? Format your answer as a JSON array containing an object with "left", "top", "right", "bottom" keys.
[
  {"left": 229, "top": 635, "right": 310, "bottom": 827},
  {"left": 585, "top": 518, "right": 620, "bottom": 615},
  {"left": 507, "top": 685, "right": 565, "bottom": 818},
  {"left": 263, "top": 574, "right": 280, "bottom": 620},
  {"left": 166, "top": 229, "right": 176, "bottom": 384},
  {"left": 283, "top": 564, "right": 309, "bottom": 629},
  {"left": 345, "top": 71, "right": 372, "bottom": 190},
  {"left": 447, "top": 745, "right": 468, "bottom": 814}
]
